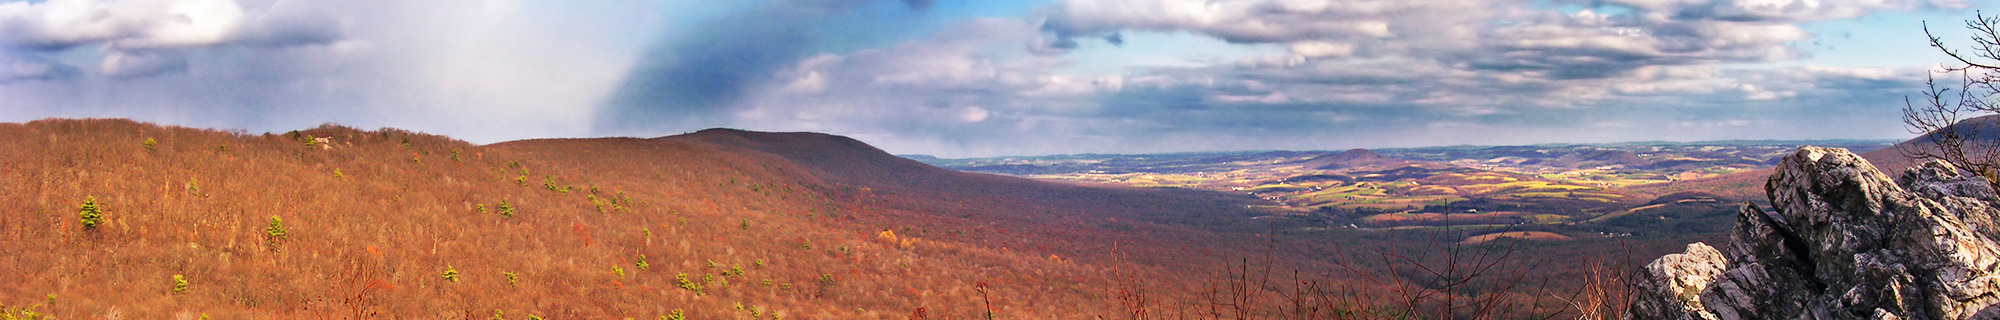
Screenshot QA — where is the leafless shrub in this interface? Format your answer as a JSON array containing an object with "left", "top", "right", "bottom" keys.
[{"left": 1903, "top": 11, "right": 2000, "bottom": 180}]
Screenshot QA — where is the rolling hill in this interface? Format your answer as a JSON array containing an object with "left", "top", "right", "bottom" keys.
[
  {"left": 1299, "top": 149, "right": 1403, "bottom": 170},
  {"left": 0, "top": 119, "right": 1295, "bottom": 319},
  {"left": 0, "top": 119, "right": 1720, "bottom": 319},
  {"left": 1857, "top": 114, "right": 2000, "bottom": 173},
  {"left": 1627, "top": 115, "right": 2000, "bottom": 204}
]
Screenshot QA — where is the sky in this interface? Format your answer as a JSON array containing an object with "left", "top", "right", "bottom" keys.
[{"left": 0, "top": 0, "right": 1987, "bottom": 157}]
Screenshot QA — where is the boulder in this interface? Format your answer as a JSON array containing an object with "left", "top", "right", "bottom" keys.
[{"left": 1629, "top": 147, "right": 2000, "bottom": 319}]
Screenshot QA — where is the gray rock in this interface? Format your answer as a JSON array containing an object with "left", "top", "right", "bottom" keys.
[
  {"left": 1628, "top": 243, "right": 1725, "bottom": 320},
  {"left": 1629, "top": 147, "right": 2000, "bottom": 320},
  {"left": 1898, "top": 160, "right": 1999, "bottom": 203}
]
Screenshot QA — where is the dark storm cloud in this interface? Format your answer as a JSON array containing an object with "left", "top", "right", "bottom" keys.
[{"left": 596, "top": 0, "right": 935, "bottom": 134}]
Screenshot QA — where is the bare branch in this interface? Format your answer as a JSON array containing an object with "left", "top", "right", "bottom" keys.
[{"left": 1907, "top": 11, "right": 2000, "bottom": 183}]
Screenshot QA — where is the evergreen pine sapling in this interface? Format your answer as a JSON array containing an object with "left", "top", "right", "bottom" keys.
[{"left": 79, "top": 196, "right": 103, "bottom": 231}]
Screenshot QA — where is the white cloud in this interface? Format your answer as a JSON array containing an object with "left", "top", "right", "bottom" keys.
[
  {"left": 1042, "top": 0, "right": 1404, "bottom": 43},
  {"left": 1288, "top": 41, "right": 1353, "bottom": 58},
  {"left": 782, "top": 70, "right": 828, "bottom": 94},
  {"left": 114, "top": 0, "right": 245, "bottom": 49},
  {"left": 0, "top": 0, "right": 348, "bottom": 80},
  {"left": 1235, "top": 54, "right": 1305, "bottom": 68},
  {"left": 0, "top": 0, "right": 247, "bottom": 50},
  {"left": 959, "top": 106, "right": 991, "bottom": 122}
]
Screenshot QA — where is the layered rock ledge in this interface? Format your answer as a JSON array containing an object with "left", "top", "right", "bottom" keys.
[{"left": 1629, "top": 147, "right": 2000, "bottom": 320}]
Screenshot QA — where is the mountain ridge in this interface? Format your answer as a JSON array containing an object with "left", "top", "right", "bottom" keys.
[
  {"left": 1300, "top": 148, "right": 1404, "bottom": 170},
  {"left": 0, "top": 118, "right": 1306, "bottom": 318}
]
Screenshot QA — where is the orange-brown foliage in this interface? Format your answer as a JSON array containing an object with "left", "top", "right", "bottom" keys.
[{"left": 0, "top": 119, "right": 1696, "bottom": 319}]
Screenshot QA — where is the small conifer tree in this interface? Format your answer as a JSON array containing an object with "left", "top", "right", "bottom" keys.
[
  {"left": 266, "top": 216, "right": 288, "bottom": 251},
  {"left": 78, "top": 196, "right": 103, "bottom": 231},
  {"left": 498, "top": 200, "right": 515, "bottom": 217}
]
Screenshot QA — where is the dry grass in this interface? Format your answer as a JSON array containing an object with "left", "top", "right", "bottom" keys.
[
  {"left": 0, "top": 119, "right": 1241, "bottom": 318},
  {"left": 0, "top": 119, "right": 1676, "bottom": 319}
]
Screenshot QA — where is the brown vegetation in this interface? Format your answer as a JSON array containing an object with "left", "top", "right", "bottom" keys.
[{"left": 0, "top": 119, "right": 1689, "bottom": 318}]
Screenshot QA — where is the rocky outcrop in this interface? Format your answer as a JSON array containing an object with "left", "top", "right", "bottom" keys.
[{"left": 1629, "top": 147, "right": 2000, "bottom": 320}]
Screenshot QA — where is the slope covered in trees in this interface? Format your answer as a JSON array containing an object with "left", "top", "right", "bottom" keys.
[
  {"left": 0, "top": 119, "right": 1710, "bottom": 319},
  {"left": 0, "top": 119, "right": 1256, "bottom": 318}
]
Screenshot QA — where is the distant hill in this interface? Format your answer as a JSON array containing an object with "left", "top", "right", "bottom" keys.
[
  {"left": 1299, "top": 148, "right": 1404, "bottom": 170},
  {"left": 1630, "top": 115, "right": 2000, "bottom": 203},
  {"left": 1378, "top": 141, "right": 1891, "bottom": 172},
  {"left": 669, "top": 129, "right": 1263, "bottom": 225},
  {"left": 1906, "top": 114, "right": 2000, "bottom": 145},
  {"left": 1628, "top": 151, "right": 1909, "bottom": 204},
  {"left": 1858, "top": 114, "right": 2000, "bottom": 173},
  {"left": 675, "top": 128, "right": 936, "bottom": 185}
]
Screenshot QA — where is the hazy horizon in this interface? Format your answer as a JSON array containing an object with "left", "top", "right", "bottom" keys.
[
  {"left": 896, "top": 137, "right": 1904, "bottom": 159},
  {"left": 0, "top": 0, "right": 1984, "bottom": 157}
]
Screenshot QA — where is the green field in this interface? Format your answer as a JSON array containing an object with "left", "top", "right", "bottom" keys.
[
  {"left": 1255, "top": 170, "right": 1629, "bottom": 211},
  {"left": 1222, "top": 167, "right": 1647, "bottom": 229}
]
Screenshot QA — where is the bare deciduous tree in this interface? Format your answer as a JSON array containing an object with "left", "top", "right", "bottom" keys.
[{"left": 1903, "top": 11, "right": 2000, "bottom": 181}]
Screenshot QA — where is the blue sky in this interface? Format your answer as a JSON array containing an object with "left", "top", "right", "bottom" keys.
[{"left": 0, "top": 0, "right": 1985, "bottom": 157}]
